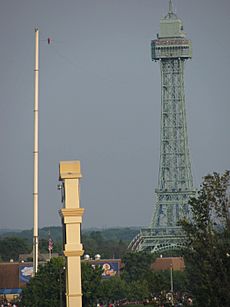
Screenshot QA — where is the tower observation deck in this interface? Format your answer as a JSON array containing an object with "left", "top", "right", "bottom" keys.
[{"left": 129, "top": 0, "right": 196, "bottom": 253}]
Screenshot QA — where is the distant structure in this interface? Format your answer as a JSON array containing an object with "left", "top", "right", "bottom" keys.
[{"left": 129, "top": 0, "right": 195, "bottom": 253}]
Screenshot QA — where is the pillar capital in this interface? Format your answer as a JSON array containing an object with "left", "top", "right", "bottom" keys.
[
  {"left": 59, "top": 160, "right": 82, "bottom": 180},
  {"left": 59, "top": 208, "right": 84, "bottom": 218},
  {"left": 64, "top": 250, "right": 84, "bottom": 257}
]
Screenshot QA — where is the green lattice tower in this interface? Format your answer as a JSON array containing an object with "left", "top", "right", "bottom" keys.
[{"left": 129, "top": 0, "right": 196, "bottom": 253}]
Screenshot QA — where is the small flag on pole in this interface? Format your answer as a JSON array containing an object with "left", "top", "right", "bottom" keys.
[{"left": 48, "top": 237, "right": 53, "bottom": 253}]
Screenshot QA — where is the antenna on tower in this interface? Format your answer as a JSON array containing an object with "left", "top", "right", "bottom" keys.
[{"left": 169, "top": 0, "right": 173, "bottom": 14}]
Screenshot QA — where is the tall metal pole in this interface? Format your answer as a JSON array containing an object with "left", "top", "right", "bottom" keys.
[
  {"left": 170, "top": 264, "right": 174, "bottom": 306},
  {"left": 33, "top": 28, "right": 39, "bottom": 275}
]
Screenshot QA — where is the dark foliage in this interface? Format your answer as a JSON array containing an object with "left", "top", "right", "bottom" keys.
[
  {"left": 181, "top": 171, "right": 230, "bottom": 307},
  {"left": 0, "top": 237, "right": 30, "bottom": 261},
  {"left": 82, "top": 262, "right": 103, "bottom": 307},
  {"left": 122, "top": 252, "right": 155, "bottom": 282},
  {"left": 0, "top": 226, "right": 140, "bottom": 260},
  {"left": 82, "top": 231, "right": 128, "bottom": 259},
  {"left": 20, "top": 257, "right": 65, "bottom": 307}
]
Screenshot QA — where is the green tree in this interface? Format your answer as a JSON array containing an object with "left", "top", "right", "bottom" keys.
[
  {"left": 172, "top": 271, "right": 189, "bottom": 293},
  {"left": 81, "top": 262, "right": 103, "bottom": 307},
  {"left": 39, "top": 238, "right": 50, "bottom": 254},
  {"left": 82, "top": 231, "right": 128, "bottom": 259},
  {"left": 0, "top": 237, "right": 30, "bottom": 261},
  {"left": 147, "top": 271, "right": 170, "bottom": 295},
  {"left": 99, "top": 277, "right": 127, "bottom": 304},
  {"left": 181, "top": 171, "right": 230, "bottom": 307},
  {"left": 20, "top": 257, "right": 65, "bottom": 307},
  {"left": 122, "top": 252, "right": 155, "bottom": 282},
  {"left": 126, "top": 280, "right": 149, "bottom": 301}
]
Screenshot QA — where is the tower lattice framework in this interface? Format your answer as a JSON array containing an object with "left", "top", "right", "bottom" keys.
[{"left": 129, "top": 0, "right": 196, "bottom": 253}]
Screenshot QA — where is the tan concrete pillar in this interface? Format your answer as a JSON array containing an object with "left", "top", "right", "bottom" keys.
[{"left": 59, "top": 161, "right": 84, "bottom": 307}]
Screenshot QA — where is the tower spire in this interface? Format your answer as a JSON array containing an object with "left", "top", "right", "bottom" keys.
[{"left": 169, "top": 0, "right": 173, "bottom": 14}]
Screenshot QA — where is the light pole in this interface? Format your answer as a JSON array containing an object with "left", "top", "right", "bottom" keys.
[
  {"left": 170, "top": 264, "right": 174, "bottom": 293},
  {"left": 170, "top": 263, "right": 174, "bottom": 306}
]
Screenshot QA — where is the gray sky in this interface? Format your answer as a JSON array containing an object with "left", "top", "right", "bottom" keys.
[{"left": 0, "top": 0, "right": 229, "bottom": 230}]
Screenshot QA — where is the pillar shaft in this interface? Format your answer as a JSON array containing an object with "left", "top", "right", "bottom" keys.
[{"left": 59, "top": 161, "right": 84, "bottom": 307}]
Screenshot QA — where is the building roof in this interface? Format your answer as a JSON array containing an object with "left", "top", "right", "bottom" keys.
[
  {"left": 0, "top": 288, "right": 22, "bottom": 295},
  {"left": 19, "top": 253, "right": 59, "bottom": 262},
  {"left": 151, "top": 257, "right": 185, "bottom": 271},
  {"left": 0, "top": 263, "right": 19, "bottom": 289}
]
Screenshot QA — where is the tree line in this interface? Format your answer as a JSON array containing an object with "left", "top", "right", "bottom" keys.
[{"left": 0, "top": 227, "right": 138, "bottom": 262}]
